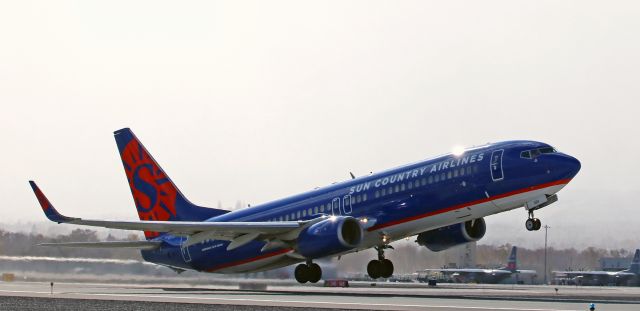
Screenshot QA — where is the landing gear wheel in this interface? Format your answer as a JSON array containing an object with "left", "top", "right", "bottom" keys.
[
  {"left": 525, "top": 218, "right": 535, "bottom": 231},
  {"left": 367, "top": 260, "right": 382, "bottom": 279},
  {"left": 533, "top": 218, "right": 542, "bottom": 231},
  {"left": 308, "top": 263, "right": 322, "bottom": 283},
  {"left": 380, "top": 259, "right": 394, "bottom": 278},
  {"left": 295, "top": 264, "right": 309, "bottom": 284}
]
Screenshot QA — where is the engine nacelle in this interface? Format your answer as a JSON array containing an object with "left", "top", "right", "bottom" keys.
[
  {"left": 297, "top": 216, "right": 363, "bottom": 259},
  {"left": 416, "top": 218, "right": 486, "bottom": 252}
]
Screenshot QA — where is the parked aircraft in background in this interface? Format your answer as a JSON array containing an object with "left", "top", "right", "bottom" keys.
[
  {"left": 30, "top": 128, "right": 580, "bottom": 283},
  {"left": 553, "top": 249, "right": 640, "bottom": 286},
  {"left": 421, "top": 246, "right": 536, "bottom": 284}
]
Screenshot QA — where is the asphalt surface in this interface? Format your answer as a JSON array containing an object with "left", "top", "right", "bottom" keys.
[
  {"left": 0, "top": 296, "right": 353, "bottom": 311},
  {"left": 1, "top": 281, "right": 639, "bottom": 310}
]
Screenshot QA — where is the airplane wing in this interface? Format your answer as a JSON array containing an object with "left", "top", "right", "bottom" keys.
[
  {"left": 38, "top": 241, "right": 162, "bottom": 250},
  {"left": 553, "top": 271, "right": 608, "bottom": 276},
  {"left": 422, "top": 268, "right": 510, "bottom": 275},
  {"left": 515, "top": 269, "right": 537, "bottom": 275},
  {"left": 554, "top": 270, "right": 634, "bottom": 277},
  {"left": 30, "top": 181, "right": 320, "bottom": 249}
]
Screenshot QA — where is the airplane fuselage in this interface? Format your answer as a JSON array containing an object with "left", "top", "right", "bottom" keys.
[{"left": 141, "top": 140, "right": 581, "bottom": 274}]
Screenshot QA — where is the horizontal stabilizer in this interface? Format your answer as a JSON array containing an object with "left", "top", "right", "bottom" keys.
[{"left": 38, "top": 241, "right": 162, "bottom": 250}]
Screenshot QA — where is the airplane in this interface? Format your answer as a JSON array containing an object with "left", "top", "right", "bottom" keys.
[
  {"left": 420, "top": 246, "right": 536, "bottom": 284},
  {"left": 553, "top": 249, "right": 640, "bottom": 286},
  {"left": 29, "top": 128, "right": 581, "bottom": 283}
]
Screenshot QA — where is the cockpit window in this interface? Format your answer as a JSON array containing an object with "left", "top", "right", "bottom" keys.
[
  {"left": 530, "top": 149, "right": 541, "bottom": 157},
  {"left": 521, "top": 146, "right": 556, "bottom": 159},
  {"left": 539, "top": 147, "right": 556, "bottom": 154}
]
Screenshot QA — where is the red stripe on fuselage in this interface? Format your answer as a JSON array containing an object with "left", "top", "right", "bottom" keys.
[
  {"left": 205, "top": 248, "right": 292, "bottom": 273},
  {"left": 367, "top": 178, "right": 572, "bottom": 232}
]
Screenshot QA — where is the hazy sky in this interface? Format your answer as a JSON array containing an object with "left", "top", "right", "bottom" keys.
[{"left": 1, "top": 1, "right": 639, "bottom": 249}]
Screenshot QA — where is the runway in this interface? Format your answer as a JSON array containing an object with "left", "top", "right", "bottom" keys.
[{"left": 0, "top": 281, "right": 639, "bottom": 311}]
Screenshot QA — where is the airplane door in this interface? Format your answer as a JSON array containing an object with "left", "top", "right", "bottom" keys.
[
  {"left": 342, "top": 195, "right": 352, "bottom": 215},
  {"left": 180, "top": 238, "right": 192, "bottom": 263},
  {"left": 490, "top": 149, "right": 504, "bottom": 181},
  {"left": 332, "top": 198, "right": 342, "bottom": 216}
]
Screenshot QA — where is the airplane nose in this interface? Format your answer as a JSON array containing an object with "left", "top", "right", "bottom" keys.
[{"left": 558, "top": 154, "right": 581, "bottom": 180}]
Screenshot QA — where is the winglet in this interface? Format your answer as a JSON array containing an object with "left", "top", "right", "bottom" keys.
[{"left": 29, "top": 181, "right": 76, "bottom": 223}]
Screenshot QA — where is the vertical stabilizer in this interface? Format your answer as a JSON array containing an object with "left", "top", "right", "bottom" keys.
[
  {"left": 114, "top": 128, "right": 229, "bottom": 239},
  {"left": 629, "top": 249, "right": 640, "bottom": 274},
  {"left": 505, "top": 246, "right": 517, "bottom": 271}
]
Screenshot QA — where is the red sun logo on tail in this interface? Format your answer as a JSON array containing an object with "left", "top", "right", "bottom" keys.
[{"left": 121, "top": 140, "right": 178, "bottom": 237}]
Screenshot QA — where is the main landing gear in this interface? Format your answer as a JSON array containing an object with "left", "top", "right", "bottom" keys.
[
  {"left": 525, "top": 210, "right": 542, "bottom": 231},
  {"left": 295, "top": 260, "right": 322, "bottom": 284},
  {"left": 367, "top": 245, "right": 394, "bottom": 279}
]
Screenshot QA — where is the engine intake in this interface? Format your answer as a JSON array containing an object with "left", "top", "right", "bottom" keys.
[
  {"left": 297, "top": 216, "right": 363, "bottom": 259},
  {"left": 416, "top": 218, "right": 486, "bottom": 252}
]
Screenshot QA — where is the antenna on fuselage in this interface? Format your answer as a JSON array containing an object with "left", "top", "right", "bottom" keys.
[{"left": 349, "top": 172, "right": 356, "bottom": 179}]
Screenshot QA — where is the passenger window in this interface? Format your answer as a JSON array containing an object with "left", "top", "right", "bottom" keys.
[
  {"left": 296, "top": 211, "right": 301, "bottom": 218},
  {"left": 375, "top": 190, "right": 380, "bottom": 198},
  {"left": 453, "top": 169, "right": 459, "bottom": 178},
  {"left": 382, "top": 188, "right": 386, "bottom": 196},
  {"left": 447, "top": 171, "right": 452, "bottom": 179},
  {"left": 320, "top": 205, "right": 324, "bottom": 213},
  {"left": 401, "top": 183, "right": 406, "bottom": 191},
  {"left": 314, "top": 206, "right": 318, "bottom": 214},
  {"left": 421, "top": 178, "right": 427, "bottom": 186},
  {"left": 428, "top": 176, "right": 433, "bottom": 184},
  {"left": 356, "top": 195, "right": 362, "bottom": 203},
  {"left": 441, "top": 173, "right": 446, "bottom": 181},
  {"left": 467, "top": 167, "right": 472, "bottom": 175},
  {"left": 460, "top": 168, "right": 465, "bottom": 176},
  {"left": 408, "top": 182, "right": 413, "bottom": 189},
  {"left": 351, "top": 196, "right": 356, "bottom": 204},
  {"left": 394, "top": 185, "right": 400, "bottom": 192},
  {"left": 302, "top": 209, "right": 306, "bottom": 217},
  {"left": 473, "top": 166, "right": 479, "bottom": 173},
  {"left": 308, "top": 208, "right": 312, "bottom": 215},
  {"left": 415, "top": 180, "right": 420, "bottom": 187},
  {"left": 285, "top": 215, "right": 289, "bottom": 221},
  {"left": 435, "top": 174, "right": 440, "bottom": 182},
  {"left": 363, "top": 193, "right": 367, "bottom": 201},
  {"left": 388, "top": 187, "right": 393, "bottom": 194}
]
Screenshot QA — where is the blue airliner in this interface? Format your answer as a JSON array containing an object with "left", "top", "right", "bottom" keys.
[
  {"left": 422, "top": 246, "right": 536, "bottom": 284},
  {"left": 553, "top": 249, "right": 640, "bottom": 286},
  {"left": 30, "top": 128, "right": 580, "bottom": 283}
]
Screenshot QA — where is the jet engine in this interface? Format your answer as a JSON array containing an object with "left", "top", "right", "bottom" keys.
[
  {"left": 296, "top": 216, "right": 363, "bottom": 259},
  {"left": 416, "top": 218, "right": 486, "bottom": 252}
]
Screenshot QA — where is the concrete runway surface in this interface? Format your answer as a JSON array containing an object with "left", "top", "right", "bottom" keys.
[{"left": 0, "top": 281, "right": 639, "bottom": 311}]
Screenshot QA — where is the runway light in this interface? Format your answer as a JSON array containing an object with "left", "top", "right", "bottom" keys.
[{"left": 452, "top": 145, "right": 465, "bottom": 156}]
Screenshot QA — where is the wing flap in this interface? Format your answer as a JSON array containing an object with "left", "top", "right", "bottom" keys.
[{"left": 65, "top": 218, "right": 302, "bottom": 235}]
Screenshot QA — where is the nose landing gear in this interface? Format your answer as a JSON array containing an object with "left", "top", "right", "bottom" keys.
[
  {"left": 525, "top": 210, "right": 542, "bottom": 231},
  {"left": 295, "top": 261, "right": 322, "bottom": 284},
  {"left": 367, "top": 245, "right": 394, "bottom": 279}
]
